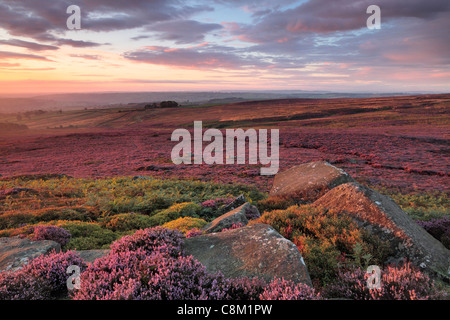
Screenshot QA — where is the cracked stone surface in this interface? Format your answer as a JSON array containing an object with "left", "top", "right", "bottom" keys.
[
  {"left": 0, "top": 236, "right": 60, "bottom": 272},
  {"left": 270, "top": 161, "right": 354, "bottom": 201},
  {"left": 183, "top": 223, "right": 312, "bottom": 286}
]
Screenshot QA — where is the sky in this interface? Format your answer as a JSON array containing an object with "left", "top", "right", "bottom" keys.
[{"left": 0, "top": 0, "right": 449, "bottom": 95}]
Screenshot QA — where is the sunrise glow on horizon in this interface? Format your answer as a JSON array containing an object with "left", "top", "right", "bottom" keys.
[{"left": 0, "top": 0, "right": 449, "bottom": 95}]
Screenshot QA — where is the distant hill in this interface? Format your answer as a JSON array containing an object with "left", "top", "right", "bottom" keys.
[
  {"left": 0, "top": 122, "right": 29, "bottom": 132},
  {"left": 0, "top": 90, "right": 441, "bottom": 114}
]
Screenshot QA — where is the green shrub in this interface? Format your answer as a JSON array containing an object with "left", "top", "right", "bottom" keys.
[
  {"left": 81, "top": 177, "right": 265, "bottom": 216},
  {"left": 0, "top": 225, "right": 34, "bottom": 238},
  {"left": 256, "top": 205, "right": 391, "bottom": 287},
  {"left": 148, "top": 202, "right": 203, "bottom": 227},
  {"left": 372, "top": 188, "right": 449, "bottom": 221},
  {"left": 256, "top": 195, "right": 297, "bottom": 213},
  {"left": 100, "top": 213, "right": 154, "bottom": 232},
  {"left": 0, "top": 220, "right": 119, "bottom": 250},
  {"left": 162, "top": 217, "right": 207, "bottom": 234},
  {"left": 305, "top": 242, "right": 341, "bottom": 287},
  {"left": 169, "top": 202, "right": 203, "bottom": 217},
  {"left": 0, "top": 212, "right": 33, "bottom": 230},
  {"left": 64, "top": 236, "right": 115, "bottom": 250},
  {"left": 0, "top": 207, "right": 94, "bottom": 230},
  {"left": 0, "top": 176, "right": 266, "bottom": 249},
  {"left": 49, "top": 221, "right": 119, "bottom": 250}
]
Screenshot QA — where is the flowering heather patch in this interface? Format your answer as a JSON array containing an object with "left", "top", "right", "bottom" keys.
[
  {"left": 278, "top": 128, "right": 449, "bottom": 193},
  {"left": 109, "top": 227, "right": 184, "bottom": 257},
  {"left": 27, "top": 225, "right": 71, "bottom": 246},
  {"left": 323, "top": 262, "right": 447, "bottom": 300},
  {"left": 72, "top": 227, "right": 322, "bottom": 300},
  {"left": 1, "top": 95, "right": 449, "bottom": 193},
  {"left": 245, "top": 205, "right": 260, "bottom": 221},
  {"left": 0, "top": 271, "right": 52, "bottom": 300},
  {"left": 416, "top": 217, "right": 450, "bottom": 249},
  {"left": 260, "top": 278, "right": 322, "bottom": 300},
  {"left": 22, "top": 250, "right": 87, "bottom": 298},
  {"left": 185, "top": 228, "right": 204, "bottom": 238},
  {"left": 73, "top": 247, "right": 265, "bottom": 300},
  {"left": 221, "top": 223, "right": 245, "bottom": 232},
  {"left": 0, "top": 250, "right": 86, "bottom": 300},
  {"left": 72, "top": 227, "right": 228, "bottom": 300},
  {"left": 201, "top": 198, "right": 234, "bottom": 209},
  {"left": 199, "top": 197, "right": 236, "bottom": 220}
]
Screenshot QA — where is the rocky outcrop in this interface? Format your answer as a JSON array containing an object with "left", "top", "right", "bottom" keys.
[
  {"left": 183, "top": 223, "right": 312, "bottom": 286},
  {"left": 313, "top": 182, "right": 450, "bottom": 274},
  {"left": 221, "top": 194, "right": 247, "bottom": 213},
  {"left": 0, "top": 236, "right": 61, "bottom": 272},
  {"left": 203, "top": 203, "right": 260, "bottom": 233},
  {"left": 269, "top": 161, "right": 354, "bottom": 202},
  {"left": 77, "top": 249, "right": 110, "bottom": 264}
]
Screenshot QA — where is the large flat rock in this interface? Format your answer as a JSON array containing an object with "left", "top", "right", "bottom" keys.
[
  {"left": 0, "top": 236, "right": 61, "bottom": 272},
  {"left": 269, "top": 161, "right": 354, "bottom": 202},
  {"left": 183, "top": 223, "right": 312, "bottom": 286},
  {"left": 77, "top": 249, "right": 110, "bottom": 264},
  {"left": 313, "top": 182, "right": 450, "bottom": 274},
  {"left": 203, "top": 203, "right": 260, "bottom": 233}
]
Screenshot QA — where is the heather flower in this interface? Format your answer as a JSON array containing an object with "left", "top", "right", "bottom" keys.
[
  {"left": 244, "top": 205, "right": 260, "bottom": 221},
  {"left": 72, "top": 248, "right": 231, "bottom": 300},
  {"left": 71, "top": 226, "right": 315, "bottom": 301},
  {"left": 416, "top": 217, "right": 450, "bottom": 249},
  {"left": 0, "top": 271, "right": 51, "bottom": 300},
  {"left": 222, "top": 277, "right": 267, "bottom": 300},
  {"left": 109, "top": 226, "right": 183, "bottom": 257},
  {"left": 185, "top": 228, "right": 204, "bottom": 238},
  {"left": 260, "top": 278, "right": 321, "bottom": 300},
  {"left": 323, "top": 262, "right": 447, "bottom": 300},
  {"left": 201, "top": 198, "right": 233, "bottom": 209},
  {"left": 22, "top": 250, "right": 86, "bottom": 298},
  {"left": 29, "top": 225, "right": 72, "bottom": 247},
  {"left": 201, "top": 199, "right": 218, "bottom": 208},
  {"left": 221, "top": 223, "right": 245, "bottom": 232}
]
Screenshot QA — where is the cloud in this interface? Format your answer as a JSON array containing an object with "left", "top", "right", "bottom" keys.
[
  {"left": 55, "top": 38, "right": 106, "bottom": 48},
  {"left": 226, "top": 0, "right": 450, "bottom": 42},
  {"left": 0, "top": 51, "right": 52, "bottom": 61},
  {"left": 221, "top": 0, "right": 450, "bottom": 75},
  {"left": 0, "top": 39, "right": 59, "bottom": 51},
  {"left": 0, "top": 0, "right": 448, "bottom": 92},
  {"left": 69, "top": 54, "right": 100, "bottom": 60},
  {"left": 118, "top": 79, "right": 203, "bottom": 84},
  {"left": 0, "top": 62, "right": 21, "bottom": 67},
  {"left": 149, "top": 20, "right": 223, "bottom": 44},
  {"left": 123, "top": 45, "right": 268, "bottom": 70},
  {"left": 0, "top": 0, "right": 212, "bottom": 48}
]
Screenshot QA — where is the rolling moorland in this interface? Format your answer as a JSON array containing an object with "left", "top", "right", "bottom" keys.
[{"left": 0, "top": 93, "right": 449, "bottom": 300}]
